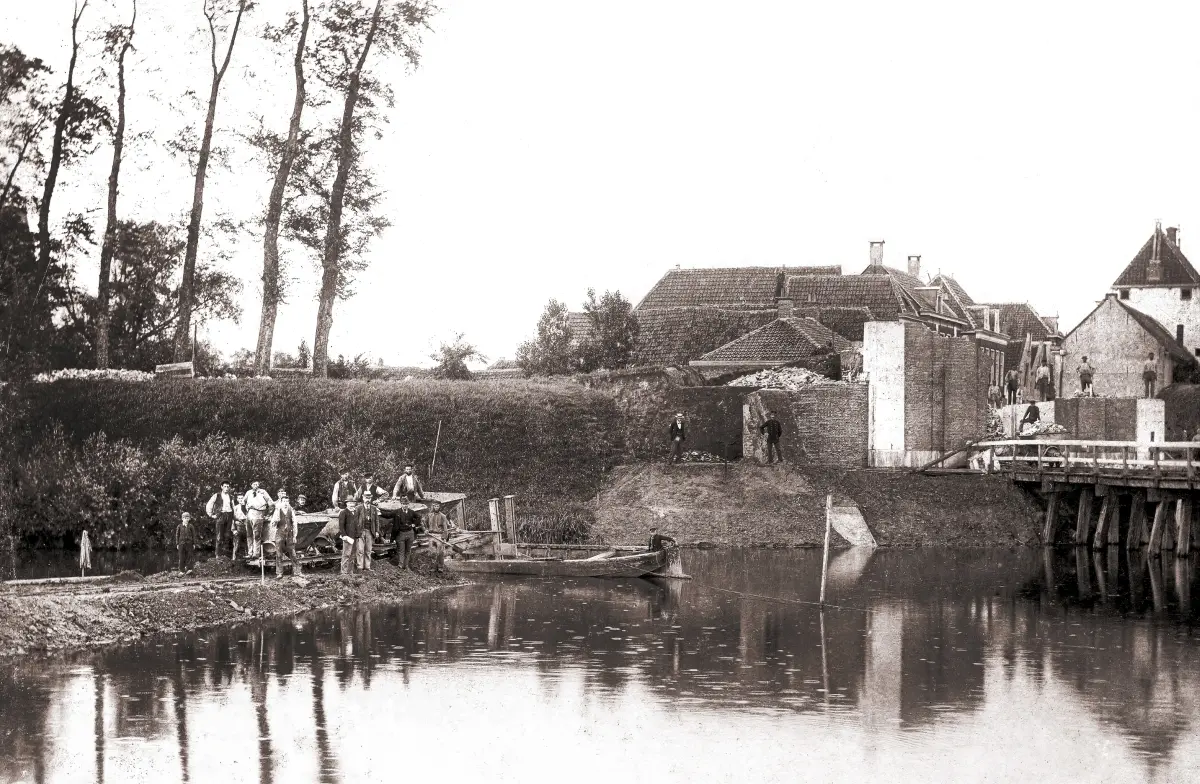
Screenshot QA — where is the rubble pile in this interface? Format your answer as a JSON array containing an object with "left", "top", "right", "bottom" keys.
[
  {"left": 728, "top": 367, "right": 840, "bottom": 389},
  {"left": 983, "top": 410, "right": 1006, "bottom": 440},
  {"left": 1020, "top": 421, "right": 1067, "bottom": 437},
  {"left": 678, "top": 450, "right": 729, "bottom": 464}
]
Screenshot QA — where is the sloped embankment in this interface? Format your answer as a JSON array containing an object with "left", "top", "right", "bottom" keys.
[{"left": 591, "top": 462, "right": 1042, "bottom": 547}]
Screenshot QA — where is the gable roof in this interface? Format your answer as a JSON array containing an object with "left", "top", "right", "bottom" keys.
[
  {"left": 983, "top": 303, "right": 1054, "bottom": 343},
  {"left": 930, "top": 274, "right": 976, "bottom": 306},
  {"left": 1064, "top": 296, "right": 1196, "bottom": 365},
  {"left": 860, "top": 264, "right": 970, "bottom": 324},
  {"left": 1112, "top": 226, "right": 1200, "bottom": 287},
  {"left": 786, "top": 274, "right": 910, "bottom": 320},
  {"left": 697, "top": 317, "right": 851, "bottom": 364},
  {"left": 635, "top": 265, "right": 842, "bottom": 311},
  {"left": 633, "top": 307, "right": 778, "bottom": 366}
]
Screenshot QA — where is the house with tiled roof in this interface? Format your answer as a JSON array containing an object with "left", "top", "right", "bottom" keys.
[
  {"left": 689, "top": 306, "right": 850, "bottom": 370},
  {"left": 1110, "top": 221, "right": 1200, "bottom": 360}
]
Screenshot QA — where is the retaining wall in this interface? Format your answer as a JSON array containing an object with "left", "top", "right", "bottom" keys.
[{"left": 744, "top": 385, "right": 869, "bottom": 468}]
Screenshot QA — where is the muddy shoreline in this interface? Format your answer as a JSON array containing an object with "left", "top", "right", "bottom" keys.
[{"left": 0, "top": 554, "right": 462, "bottom": 660}]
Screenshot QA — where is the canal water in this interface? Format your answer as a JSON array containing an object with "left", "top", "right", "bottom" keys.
[{"left": 2, "top": 548, "right": 1200, "bottom": 783}]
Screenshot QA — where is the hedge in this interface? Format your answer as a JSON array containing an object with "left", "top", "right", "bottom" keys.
[{"left": 1, "top": 379, "right": 625, "bottom": 549}]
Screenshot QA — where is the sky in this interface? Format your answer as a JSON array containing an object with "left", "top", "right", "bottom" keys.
[{"left": 7, "top": 0, "right": 1200, "bottom": 367}]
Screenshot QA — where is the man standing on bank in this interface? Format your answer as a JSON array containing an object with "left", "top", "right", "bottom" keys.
[
  {"left": 392, "top": 464, "right": 425, "bottom": 502},
  {"left": 205, "top": 481, "right": 237, "bottom": 559},
  {"left": 391, "top": 496, "right": 422, "bottom": 570},
  {"left": 424, "top": 500, "right": 455, "bottom": 570},
  {"left": 244, "top": 481, "right": 274, "bottom": 559},
  {"left": 1004, "top": 367, "right": 1020, "bottom": 405},
  {"left": 759, "top": 410, "right": 784, "bottom": 464},
  {"left": 669, "top": 413, "right": 687, "bottom": 464},
  {"left": 1143, "top": 352, "right": 1158, "bottom": 398},
  {"left": 176, "top": 512, "right": 197, "bottom": 573},
  {"left": 357, "top": 472, "right": 389, "bottom": 570},
  {"left": 339, "top": 498, "right": 364, "bottom": 575},
  {"left": 273, "top": 491, "right": 302, "bottom": 578}
]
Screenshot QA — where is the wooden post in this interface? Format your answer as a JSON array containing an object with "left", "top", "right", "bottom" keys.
[
  {"left": 1149, "top": 499, "right": 1170, "bottom": 556},
  {"left": 819, "top": 494, "right": 832, "bottom": 606},
  {"left": 1092, "top": 489, "right": 1113, "bottom": 550},
  {"left": 1107, "top": 493, "right": 1122, "bottom": 547},
  {"left": 1042, "top": 489, "right": 1060, "bottom": 544},
  {"left": 488, "top": 498, "right": 501, "bottom": 558},
  {"left": 1075, "top": 486, "right": 1094, "bottom": 546},
  {"left": 503, "top": 495, "right": 517, "bottom": 544},
  {"left": 1175, "top": 497, "right": 1192, "bottom": 558}
]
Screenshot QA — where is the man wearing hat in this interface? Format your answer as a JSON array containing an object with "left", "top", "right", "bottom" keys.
[
  {"left": 668, "top": 412, "right": 688, "bottom": 464},
  {"left": 176, "top": 512, "right": 197, "bottom": 573},
  {"left": 759, "top": 410, "right": 784, "bottom": 464},
  {"left": 391, "top": 496, "right": 422, "bottom": 570},
  {"left": 243, "top": 481, "right": 275, "bottom": 559},
  {"left": 205, "top": 481, "right": 237, "bottom": 559},
  {"left": 272, "top": 490, "right": 301, "bottom": 577},
  {"left": 338, "top": 498, "right": 365, "bottom": 575},
  {"left": 331, "top": 470, "right": 356, "bottom": 510}
]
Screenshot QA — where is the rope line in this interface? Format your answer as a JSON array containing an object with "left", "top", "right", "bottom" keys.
[{"left": 688, "top": 580, "right": 874, "bottom": 614}]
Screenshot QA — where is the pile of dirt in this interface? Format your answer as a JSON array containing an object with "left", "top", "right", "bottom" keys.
[
  {"left": 591, "top": 462, "right": 1042, "bottom": 548},
  {"left": 0, "top": 550, "right": 456, "bottom": 659},
  {"left": 727, "top": 367, "right": 841, "bottom": 389}
]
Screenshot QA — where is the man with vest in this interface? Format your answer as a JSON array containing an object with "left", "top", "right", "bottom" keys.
[
  {"left": 230, "top": 493, "right": 248, "bottom": 561},
  {"left": 356, "top": 472, "right": 389, "bottom": 570},
  {"left": 669, "top": 413, "right": 687, "bottom": 464},
  {"left": 272, "top": 491, "right": 301, "bottom": 577},
  {"left": 392, "top": 465, "right": 425, "bottom": 502},
  {"left": 331, "top": 471, "right": 356, "bottom": 510},
  {"left": 391, "top": 496, "right": 422, "bottom": 570},
  {"left": 338, "top": 498, "right": 365, "bottom": 575},
  {"left": 424, "top": 500, "right": 456, "bottom": 570},
  {"left": 243, "top": 481, "right": 275, "bottom": 559},
  {"left": 205, "top": 481, "right": 237, "bottom": 559}
]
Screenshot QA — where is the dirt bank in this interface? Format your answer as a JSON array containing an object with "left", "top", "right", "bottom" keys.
[
  {"left": 0, "top": 552, "right": 459, "bottom": 659},
  {"left": 591, "top": 462, "right": 1042, "bottom": 547}
]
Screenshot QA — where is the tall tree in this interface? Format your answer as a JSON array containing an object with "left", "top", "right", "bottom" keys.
[
  {"left": 516, "top": 298, "right": 576, "bottom": 376},
  {"left": 579, "top": 288, "right": 638, "bottom": 371},
  {"left": 0, "top": 46, "right": 52, "bottom": 211},
  {"left": 171, "top": 0, "right": 250, "bottom": 362},
  {"left": 30, "top": 1, "right": 89, "bottom": 346},
  {"left": 253, "top": 0, "right": 310, "bottom": 375},
  {"left": 95, "top": 0, "right": 137, "bottom": 369},
  {"left": 309, "top": 0, "right": 433, "bottom": 376}
]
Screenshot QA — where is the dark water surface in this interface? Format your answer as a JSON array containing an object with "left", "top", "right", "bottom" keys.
[{"left": 3, "top": 548, "right": 1200, "bottom": 783}]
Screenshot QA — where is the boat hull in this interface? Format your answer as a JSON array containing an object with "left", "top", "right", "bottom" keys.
[{"left": 443, "top": 549, "right": 676, "bottom": 578}]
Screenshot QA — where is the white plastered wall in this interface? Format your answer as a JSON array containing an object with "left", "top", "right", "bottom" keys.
[{"left": 863, "top": 321, "right": 905, "bottom": 467}]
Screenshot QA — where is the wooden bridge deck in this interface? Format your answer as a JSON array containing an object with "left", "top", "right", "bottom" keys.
[{"left": 971, "top": 439, "right": 1200, "bottom": 554}]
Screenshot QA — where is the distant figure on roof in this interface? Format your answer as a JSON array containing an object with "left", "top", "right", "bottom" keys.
[
  {"left": 669, "top": 413, "right": 687, "bottom": 464},
  {"left": 1143, "top": 352, "right": 1158, "bottom": 398},
  {"left": 1077, "top": 356, "right": 1095, "bottom": 397},
  {"left": 759, "top": 410, "right": 784, "bottom": 465},
  {"left": 1004, "top": 367, "right": 1020, "bottom": 405}
]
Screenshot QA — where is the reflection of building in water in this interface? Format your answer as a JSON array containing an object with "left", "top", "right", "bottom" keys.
[{"left": 860, "top": 601, "right": 903, "bottom": 731}]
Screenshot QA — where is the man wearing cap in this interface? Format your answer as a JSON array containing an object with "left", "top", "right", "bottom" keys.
[
  {"left": 243, "top": 481, "right": 274, "bottom": 559},
  {"left": 392, "top": 464, "right": 425, "bottom": 502},
  {"left": 357, "top": 472, "right": 389, "bottom": 570},
  {"left": 205, "top": 481, "right": 237, "bottom": 559},
  {"left": 391, "top": 496, "right": 422, "bottom": 570},
  {"left": 647, "top": 525, "right": 676, "bottom": 552},
  {"left": 273, "top": 491, "right": 302, "bottom": 577},
  {"left": 338, "top": 498, "right": 365, "bottom": 575},
  {"left": 759, "top": 410, "right": 784, "bottom": 464},
  {"left": 176, "top": 512, "right": 198, "bottom": 573},
  {"left": 331, "top": 471, "right": 356, "bottom": 510},
  {"left": 668, "top": 413, "right": 687, "bottom": 464}
]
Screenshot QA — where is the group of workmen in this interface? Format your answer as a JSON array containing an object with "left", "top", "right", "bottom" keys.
[{"left": 174, "top": 463, "right": 457, "bottom": 576}]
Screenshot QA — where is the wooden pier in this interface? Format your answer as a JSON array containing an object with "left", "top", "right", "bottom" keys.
[{"left": 973, "top": 439, "right": 1200, "bottom": 555}]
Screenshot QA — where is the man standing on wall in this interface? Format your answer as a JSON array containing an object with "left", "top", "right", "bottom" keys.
[
  {"left": 1144, "top": 352, "right": 1158, "bottom": 398},
  {"left": 1077, "top": 356, "right": 1095, "bottom": 397},
  {"left": 1004, "top": 367, "right": 1020, "bottom": 405},
  {"left": 759, "top": 410, "right": 784, "bottom": 464},
  {"left": 669, "top": 413, "right": 687, "bottom": 464},
  {"left": 205, "top": 481, "right": 237, "bottom": 559}
]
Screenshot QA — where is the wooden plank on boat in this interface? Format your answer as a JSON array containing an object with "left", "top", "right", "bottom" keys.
[{"left": 582, "top": 550, "right": 618, "bottom": 561}]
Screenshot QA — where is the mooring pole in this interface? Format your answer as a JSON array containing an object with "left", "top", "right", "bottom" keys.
[{"left": 820, "top": 493, "right": 833, "bottom": 606}]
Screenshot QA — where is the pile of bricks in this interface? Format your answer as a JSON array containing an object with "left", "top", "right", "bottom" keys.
[{"left": 728, "top": 367, "right": 841, "bottom": 389}]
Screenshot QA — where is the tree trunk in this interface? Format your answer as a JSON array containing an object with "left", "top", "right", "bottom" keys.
[
  {"left": 254, "top": 0, "right": 309, "bottom": 376},
  {"left": 25, "top": 1, "right": 88, "bottom": 354},
  {"left": 172, "top": 0, "right": 248, "bottom": 362},
  {"left": 96, "top": 3, "right": 136, "bottom": 370},
  {"left": 312, "top": 0, "right": 384, "bottom": 377}
]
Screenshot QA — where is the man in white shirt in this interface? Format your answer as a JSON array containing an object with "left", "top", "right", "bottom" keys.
[
  {"left": 331, "top": 471, "right": 356, "bottom": 510},
  {"left": 244, "top": 481, "right": 275, "bottom": 559},
  {"left": 392, "top": 465, "right": 425, "bottom": 502},
  {"left": 205, "top": 481, "right": 237, "bottom": 559}
]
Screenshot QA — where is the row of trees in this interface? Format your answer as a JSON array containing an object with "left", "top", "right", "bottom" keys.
[
  {"left": 515, "top": 289, "right": 639, "bottom": 376},
  {"left": 0, "top": 0, "right": 435, "bottom": 379}
]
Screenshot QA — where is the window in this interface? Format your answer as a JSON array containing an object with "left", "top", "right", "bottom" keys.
[
  {"left": 1119, "top": 289, "right": 1130, "bottom": 300},
  {"left": 1195, "top": 348, "right": 1200, "bottom": 357},
  {"left": 1184, "top": 288, "right": 1194, "bottom": 301}
]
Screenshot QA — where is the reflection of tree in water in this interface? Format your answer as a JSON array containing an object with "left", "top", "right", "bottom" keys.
[{"left": 0, "top": 662, "right": 52, "bottom": 783}]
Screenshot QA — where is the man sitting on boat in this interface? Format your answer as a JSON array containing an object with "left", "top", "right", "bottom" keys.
[{"left": 648, "top": 526, "right": 676, "bottom": 552}]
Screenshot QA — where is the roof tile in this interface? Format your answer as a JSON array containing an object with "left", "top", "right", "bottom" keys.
[{"left": 698, "top": 318, "right": 851, "bottom": 363}]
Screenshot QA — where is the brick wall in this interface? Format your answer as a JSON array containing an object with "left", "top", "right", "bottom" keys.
[
  {"left": 666, "top": 386, "right": 750, "bottom": 458},
  {"left": 744, "top": 385, "right": 869, "bottom": 468},
  {"left": 902, "top": 323, "right": 989, "bottom": 455},
  {"left": 1053, "top": 398, "right": 1137, "bottom": 440}
]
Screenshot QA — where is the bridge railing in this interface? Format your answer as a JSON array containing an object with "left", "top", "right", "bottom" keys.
[{"left": 971, "top": 439, "right": 1200, "bottom": 479}]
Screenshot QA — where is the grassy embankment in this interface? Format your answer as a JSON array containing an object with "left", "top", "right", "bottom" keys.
[{"left": 0, "top": 378, "right": 622, "bottom": 551}]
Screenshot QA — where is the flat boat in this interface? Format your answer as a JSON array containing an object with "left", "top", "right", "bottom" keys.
[{"left": 443, "top": 546, "right": 688, "bottom": 579}]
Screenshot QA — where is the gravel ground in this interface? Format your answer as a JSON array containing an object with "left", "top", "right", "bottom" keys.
[{"left": 0, "top": 550, "right": 459, "bottom": 659}]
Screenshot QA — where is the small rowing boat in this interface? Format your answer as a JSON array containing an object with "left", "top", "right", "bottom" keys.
[{"left": 442, "top": 546, "right": 689, "bottom": 579}]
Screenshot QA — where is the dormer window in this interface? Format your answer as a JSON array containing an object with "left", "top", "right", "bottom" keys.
[
  {"left": 1183, "top": 288, "right": 1194, "bottom": 301},
  {"left": 1119, "top": 289, "right": 1130, "bottom": 300}
]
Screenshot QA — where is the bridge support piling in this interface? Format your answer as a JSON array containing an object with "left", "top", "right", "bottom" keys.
[
  {"left": 1092, "top": 489, "right": 1115, "bottom": 550},
  {"left": 1042, "top": 490, "right": 1060, "bottom": 544},
  {"left": 1128, "top": 491, "right": 1148, "bottom": 550},
  {"left": 1176, "top": 498, "right": 1192, "bottom": 558},
  {"left": 1149, "top": 499, "right": 1171, "bottom": 556}
]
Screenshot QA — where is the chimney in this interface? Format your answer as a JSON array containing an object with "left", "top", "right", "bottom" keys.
[
  {"left": 1043, "top": 315, "right": 1059, "bottom": 334},
  {"left": 907, "top": 254, "right": 921, "bottom": 278},
  {"left": 777, "top": 297, "right": 794, "bottom": 319},
  {"left": 1148, "top": 220, "right": 1163, "bottom": 282},
  {"left": 1168, "top": 226, "right": 1180, "bottom": 247},
  {"left": 869, "top": 240, "right": 884, "bottom": 267}
]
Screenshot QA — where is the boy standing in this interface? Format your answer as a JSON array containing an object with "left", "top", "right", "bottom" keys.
[
  {"left": 273, "top": 491, "right": 301, "bottom": 577},
  {"left": 176, "top": 513, "right": 197, "bottom": 573},
  {"left": 1143, "top": 352, "right": 1158, "bottom": 398},
  {"left": 1077, "top": 356, "right": 1094, "bottom": 397}
]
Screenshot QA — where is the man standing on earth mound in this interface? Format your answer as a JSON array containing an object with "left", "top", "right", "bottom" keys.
[{"left": 669, "top": 413, "right": 687, "bottom": 464}]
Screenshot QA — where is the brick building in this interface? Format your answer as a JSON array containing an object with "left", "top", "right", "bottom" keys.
[
  {"left": 1110, "top": 221, "right": 1200, "bottom": 360},
  {"left": 1060, "top": 293, "right": 1196, "bottom": 397}
]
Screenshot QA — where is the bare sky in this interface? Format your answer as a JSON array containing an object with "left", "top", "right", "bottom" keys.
[{"left": 7, "top": 0, "right": 1200, "bottom": 367}]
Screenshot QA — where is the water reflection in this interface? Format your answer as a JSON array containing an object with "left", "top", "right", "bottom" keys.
[{"left": 3, "top": 549, "right": 1200, "bottom": 783}]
